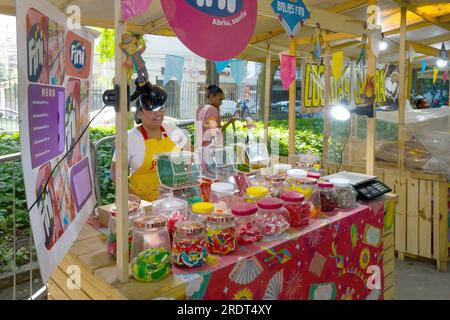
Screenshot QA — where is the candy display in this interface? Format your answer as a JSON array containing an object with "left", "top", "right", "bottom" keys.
[
  {"left": 107, "top": 201, "right": 144, "bottom": 260},
  {"left": 307, "top": 172, "right": 321, "bottom": 180},
  {"left": 156, "top": 152, "right": 201, "bottom": 189},
  {"left": 311, "top": 181, "right": 338, "bottom": 214},
  {"left": 264, "top": 175, "right": 289, "bottom": 198},
  {"left": 152, "top": 196, "right": 188, "bottom": 242},
  {"left": 172, "top": 221, "right": 208, "bottom": 268},
  {"left": 236, "top": 143, "right": 270, "bottom": 173},
  {"left": 329, "top": 178, "right": 357, "bottom": 209},
  {"left": 287, "top": 176, "right": 318, "bottom": 201},
  {"left": 190, "top": 202, "right": 214, "bottom": 223},
  {"left": 131, "top": 216, "right": 171, "bottom": 261},
  {"left": 280, "top": 191, "right": 311, "bottom": 228},
  {"left": 131, "top": 248, "right": 171, "bottom": 282},
  {"left": 273, "top": 164, "right": 292, "bottom": 177},
  {"left": 200, "top": 145, "right": 236, "bottom": 180},
  {"left": 231, "top": 202, "right": 262, "bottom": 245},
  {"left": 207, "top": 213, "right": 237, "bottom": 255},
  {"left": 233, "top": 172, "right": 252, "bottom": 196},
  {"left": 256, "top": 197, "right": 290, "bottom": 237},
  {"left": 210, "top": 182, "right": 242, "bottom": 211},
  {"left": 244, "top": 186, "right": 269, "bottom": 203}
]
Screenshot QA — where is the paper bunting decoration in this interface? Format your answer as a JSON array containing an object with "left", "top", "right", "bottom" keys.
[
  {"left": 230, "top": 60, "right": 246, "bottom": 85},
  {"left": 357, "top": 34, "right": 368, "bottom": 66},
  {"left": 421, "top": 60, "right": 427, "bottom": 76},
  {"left": 409, "top": 47, "right": 419, "bottom": 63},
  {"left": 332, "top": 51, "right": 344, "bottom": 81},
  {"left": 215, "top": 60, "right": 231, "bottom": 73},
  {"left": 271, "top": 0, "right": 310, "bottom": 39},
  {"left": 312, "top": 23, "right": 324, "bottom": 62},
  {"left": 433, "top": 67, "right": 438, "bottom": 84},
  {"left": 163, "top": 54, "right": 185, "bottom": 85},
  {"left": 121, "top": 0, "right": 152, "bottom": 21},
  {"left": 280, "top": 54, "right": 296, "bottom": 90},
  {"left": 440, "top": 42, "right": 448, "bottom": 60},
  {"left": 444, "top": 71, "right": 448, "bottom": 82}
]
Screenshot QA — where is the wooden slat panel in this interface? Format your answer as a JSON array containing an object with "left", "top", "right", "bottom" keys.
[
  {"left": 438, "top": 182, "right": 449, "bottom": 272},
  {"left": 395, "top": 175, "right": 407, "bottom": 252},
  {"left": 406, "top": 178, "right": 419, "bottom": 255},
  {"left": 70, "top": 237, "right": 107, "bottom": 258},
  {"left": 384, "top": 273, "right": 394, "bottom": 291},
  {"left": 419, "top": 180, "right": 432, "bottom": 258},
  {"left": 383, "top": 233, "right": 394, "bottom": 251},
  {"left": 78, "top": 248, "right": 115, "bottom": 273},
  {"left": 433, "top": 181, "right": 440, "bottom": 260},
  {"left": 48, "top": 279, "right": 71, "bottom": 300},
  {"left": 50, "top": 267, "right": 92, "bottom": 300},
  {"left": 383, "top": 247, "right": 395, "bottom": 266},
  {"left": 384, "top": 286, "right": 395, "bottom": 300},
  {"left": 76, "top": 224, "right": 103, "bottom": 243},
  {"left": 383, "top": 258, "right": 394, "bottom": 276},
  {"left": 47, "top": 294, "right": 55, "bottom": 300}
]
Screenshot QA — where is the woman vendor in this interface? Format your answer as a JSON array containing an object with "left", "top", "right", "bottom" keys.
[{"left": 110, "top": 83, "right": 187, "bottom": 202}]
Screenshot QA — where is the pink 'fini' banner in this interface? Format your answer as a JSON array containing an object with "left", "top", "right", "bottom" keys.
[
  {"left": 122, "top": 0, "right": 152, "bottom": 21},
  {"left": 280, "top": 54, "right": 296, "bottom": 90}
]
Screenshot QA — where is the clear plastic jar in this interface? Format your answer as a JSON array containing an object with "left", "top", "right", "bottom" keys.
[
  {"left": 187, "top": 196, "right": 204, "bottom": 218},
  {"left": 273, "top": 163, "right": 292, "bottom": 177},
  {"left": 256, "top": 197, "right": 290, "bottom": 237},
  {"left": 107, "top": 202, "right": 143, "bottom": 260},
  {"left": 311, "top": 181, "right": 338, "bottom": 216},
  {"left": 231, "top": 202, "right": 262, "bottom": 245},
  {"left": 152, "top": 196, "right": 188, "bottom": 242},
  {"left": 330, "top": 178, "right": 357, "bottom": 209},
  {"left": 288, "top": 176, "right": 318, "bottom": 201},
  {"left": 209, "top": 182, "right": 242, "bottom": 212},
  {"left": 190, "top": 202, "right": 214, "bottom": 223},
  {"left": 280, "top": 191, "right": 311, "bottom": 227},
  {"left": 264, "top": 175, "right": 289, "bottom": 198},
  {"left": 307, "top": 172, "right": 321, "bottom": 180},
  {"left": 130, "top": 216, "right": 171, "bottom": 282},
  {"left": 244, "top": 186, "right": 269, "bottom": 203},
  {"left": 172, "top": 220, "right": 208, "bottom": 268},
  {"left": 206, "top": 212, "right": 236, "bottom": 255}
]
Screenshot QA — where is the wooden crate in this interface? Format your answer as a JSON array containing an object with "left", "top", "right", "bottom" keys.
[
  {"left": 47, "top": 223, "right": 187, "bottom": 300},
  {"left": 327, "top": 163, "right": 449, "bottom": 272}
]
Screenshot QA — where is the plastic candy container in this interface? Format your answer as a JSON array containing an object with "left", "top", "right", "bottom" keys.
[
  {"left": 244, "top": 186, "right": 269, "bottom": 203},
  {"left": 273, "top": 163, "right": 292, "bottom": 177},
  {"left": 130, "top": 215, "right": 171, "bottom": 261},
  {"left": 256, "top": 197, "right": 290, "bottom": 237},
  {"left": 206, "top": 212, "right": 236, "bottom": 255},
  {"left": 311, "top": 181, "right": 338, "bottom": 215},
  {"left": 131, "top": 248, "right": 171, "bottom": 282},
  {"left": 288, "top": 176, "right": 318, "bottom": 201},
  {"left": 107, "top": 202, "right": 143, "bottom": 260},
  {"left": 330, "top": 178, "right": 357, "bottom": 209},
  {"left": 307, "top": 172, "right": 321, "bottom": 180},
  {"left": 172, "top": 221, "right": 208, "bottom": 268},
  {"left": 280, "top": 191, "right": 311, "bottom": 227},
  {"left": 209, "top": 182, "right": 242, "bottom": 211},
  {"left": 152, "top": 196, "right": 188, "bottom": 243},
  {"left": 190, "top": 202, "right": 214, "bottom": 223},
  {"left": 264, "top": 175, "right": 289, "bottom": 198},
  {"left": 231, "top": 202, "right": 262, "bottom": 245}
]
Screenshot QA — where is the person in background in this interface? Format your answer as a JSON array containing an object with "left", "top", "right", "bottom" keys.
[
  {"left": 414, "top": 95, "right": 430, "bottom": 109},
  {"left": 195, "top": 84, "right": 237, "bottom": 149},
  {"left": 110, "top": 83, "right": 187, "bottom": 202}
]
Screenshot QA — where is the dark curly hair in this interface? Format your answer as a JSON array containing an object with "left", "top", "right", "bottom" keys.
[{"left": 206, "top": 84, "right": 224, "bottom": 98}]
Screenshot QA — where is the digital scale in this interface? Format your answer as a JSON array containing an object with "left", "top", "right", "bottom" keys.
[{"left": 322, "top": 171, "right": 392, "bottom": 201}]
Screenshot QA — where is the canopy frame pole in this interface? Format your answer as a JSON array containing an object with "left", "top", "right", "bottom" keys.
[
  {"left": 114, "top": 0, "right": 130, "bottom": 284},
  {"left": 398, "top": 6, "right": 407, "bottom": 173},
  {"left": 288, "top": 38, "right": 297, "bottom": 165},
  {"left": 323, "top": 41, "right": 331, "bottom": 170},
  {"left": 264, "top": 44, "right": 272, "bottom": 146}
]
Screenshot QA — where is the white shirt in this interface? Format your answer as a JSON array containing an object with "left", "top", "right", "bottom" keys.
[{"left": 112, "top": 123, "right": 189, "bottom": 175}]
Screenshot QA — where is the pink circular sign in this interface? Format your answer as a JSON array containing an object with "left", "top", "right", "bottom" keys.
[{"left": 161, "top": 0, "right": 257, "bottom": 61}]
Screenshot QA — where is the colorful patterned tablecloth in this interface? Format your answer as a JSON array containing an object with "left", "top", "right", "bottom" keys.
[{"left": 173, "top": 203, "right": 385, "bottom": 300}]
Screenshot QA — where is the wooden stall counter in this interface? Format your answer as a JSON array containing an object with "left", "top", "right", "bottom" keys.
[{"left": 48, "top": 198, "right": 393, "bottom": 300}]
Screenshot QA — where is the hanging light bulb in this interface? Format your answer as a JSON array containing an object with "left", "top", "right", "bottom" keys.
[
  {"left": 379, "top": 40, "right": 388, "bottom": 51},
  {"left": 330, "top": 105, "right": 351, "bottom": 121},
  {"left": 437, "top": 59, "right": 448, "bottom": 68}
]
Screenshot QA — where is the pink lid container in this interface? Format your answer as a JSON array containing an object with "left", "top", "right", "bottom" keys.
[
  {"left": 231, "top": 203, "right": 258, "bottom": 216},
  {"left": 280, "top": 191, "right": 305, "bottom": 203},
  {"left": 257, "top": 197, "right": 283, "bottom": 210},
  {"left": 307, "top": 172, "right": 321, "bottom": 180},
  {"left": 318, "top": 181, "right": 334, "bottom": 188}
]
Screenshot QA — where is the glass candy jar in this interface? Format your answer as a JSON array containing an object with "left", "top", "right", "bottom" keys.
[
  {"left": 172, "top": 221, "right": 208, "bottom": 268},
  {"left": 206, "top": 212, "right": 236, "bottom": 255},
  {"left": 231, "top": 202, "right": 262, "bottom": 245},
  {"left": 273, "top": 163, "right": 292, "bottom": 177},
  {"left": 244, "top": 186, "right": 269, "bottom": 203},
  {"left": 107, "top": 202, "right": 143, "bottom": 260},
  {"left": 311, "top": 181, "right": 338, "bottom": 216},
  {"left": 288, "top": 176, "right": 317, "bottom": 201},
  {"left": 330, "top": 178, "right": 357, "bottom": 209},
  {"left": 209, "top": 182, "right": 242, "bottom": 211},
  {"left": 307, "top": 172, "right": 321, "bottom": 180},
  {"left": 280, "top": 191, "right": 311, "bottom": 228},
  {"left": 130, "top": 216, "right": 171, "bottom": 282},
  {"left": 190, "top": 202, "right": 214, "bottom": 223},
  {"left": 152, "top": 196, "right": 188, "bottom": 242},
  {"left": 264, "top": 175, "right": 289, "bottom": 198},
  {"left": 256, "top": 197, "right": 290, "bottom": 237}
]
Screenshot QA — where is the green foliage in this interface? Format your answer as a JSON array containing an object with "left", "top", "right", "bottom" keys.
[{"left": 95, "top": 28, "right": 115, "bottom": 64}]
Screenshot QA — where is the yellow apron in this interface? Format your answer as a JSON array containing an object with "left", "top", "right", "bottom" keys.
[{"left": 129, "top": 125, "right": 177, "bottom": 202}]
